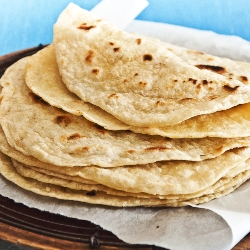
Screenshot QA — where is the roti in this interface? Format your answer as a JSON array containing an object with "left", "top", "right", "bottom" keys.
[
  {"left": 25, "top": 45, "right": 129, "bottom": 130},
  {"left": 26, "top": 44, "right": 250, "bottom": 138},
  {"left": 0, "top": 151, "right": 249, "bottom": 207},
  {"left": 3, "top": 59, "right": 250, "bottom": 168},
  {"left": 53, "top": 3, "right": 250, "bottom": 127},
  {"left": 12, "top": 158, "right": 250, "bottom": 200},
  {"left": 5, "top": 145, "right": 250, "bottom": 195}
]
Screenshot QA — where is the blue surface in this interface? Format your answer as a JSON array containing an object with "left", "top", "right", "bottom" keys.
[{"left": 0, "top": 0, "right": 250, "bottom": 56}]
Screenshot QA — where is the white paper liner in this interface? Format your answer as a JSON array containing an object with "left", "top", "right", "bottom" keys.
[
  {"left": 1, "top": 9, "right": 250, "bottom": 250},
  {"left": 91, "top": 0, "right": 148, "bottom": 30},
  {"left": 126, "top": 20, "right": 250, "bottom": 62}
]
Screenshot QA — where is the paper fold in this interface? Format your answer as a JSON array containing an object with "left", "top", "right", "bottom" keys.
[
  {"left": 125, "top": 20, "right": 250, "bottom": 62},
  {"left": 91, "top": 0, "right": 148, "bottom": 30}
]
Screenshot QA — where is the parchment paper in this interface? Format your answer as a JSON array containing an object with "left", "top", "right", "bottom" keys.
[
  {"left": 1, "top": 8, "right": 250, "bottom": 250},
  {"left": 126, "top": 20, "right": 250, "bottom": 62}
]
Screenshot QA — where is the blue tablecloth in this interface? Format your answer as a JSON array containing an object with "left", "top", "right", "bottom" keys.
[{"left": 0, "top": 0, "right": 250, "bottom": 56}]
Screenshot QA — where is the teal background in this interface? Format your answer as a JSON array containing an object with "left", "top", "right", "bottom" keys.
[{"left": 0, "top": 0, "right": 250, "bottom": 56}]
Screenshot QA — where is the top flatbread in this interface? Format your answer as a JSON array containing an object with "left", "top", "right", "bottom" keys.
[
  {"left": 26, "top": 44, "right": 250, "bottom": 138},
  {"left": 53, "top": 3, "right": 250, "bottom": 127}
]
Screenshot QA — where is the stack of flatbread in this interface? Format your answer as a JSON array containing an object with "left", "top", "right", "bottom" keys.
[{"left": 1, "top": 3, "right": 250, "bottom": 207}]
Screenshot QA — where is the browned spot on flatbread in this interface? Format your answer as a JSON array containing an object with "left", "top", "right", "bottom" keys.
[
  {"left": 188, "top": 78, "right": 198, "bottom": 84},
  {"left": 86, "top": 191, "right": 96, "bottom": 196},
  {"left": 195, "top": 64, "right": 226, "bottom": 74},
  {"left": 59, "top": 135, "right": 67, "bottom": 143},
  {"left": 223, "top": 85, "right": 240, "bottom": 92},
  {"left": 113, "top": 47, "right": 120, "bottom": 52},
  {"left": 82, "top": 147, "right": 89, "bottom": 151},
  {"left": 109, "top": 42, "right": 114, "bottom": 45},
  {"left": 108, "top": 93, "right": 118, "bottom": 99},
  {"left": 145, "top": 146, "right": 171, "bottom": 151},
  {"left": 194, "top": 51, "right": 204, "bottom": 55},
  {"left": 239, "top": 76, "right": 248, "bottom": 83},
  {"left": 143, "top": 54, "right": 153, "bottom": 61},
  {"left": 76, "top": 147, "right": 89, "bottom": 153},
  {"left": 85, "top": 50, "right": 95, "bottom": 63},
  {"left": 139, "top": 81, "right": 147, "bottom": 87},
  {"left": 134, "top": 73, "right": 138, "bottom": 76},
  {"left": 54, "top": 115, "right": 71, "bottom": 126},
  {"left": 78, "top": 23, "right": 96, "bottom": 30},
  {"left": 29, "top": 92, "right": 49, "bottom": 106},
  {"left": 209, "top": 95, "right": 218, "bottom": 100},
  {"left": 202, "top": 80, "right": 209, "bottom": 85},
  {"left": 178, "top": 98, "right": 194, "bottom": 103},
  {"left": 155, "top": 101, "right": 165, "bottom": 106},
  {"left": 0, "top": 96, "right": 3, "bottom": 104},
  {"left": 67, "top": 133, "right": 83, "bottom": 140},
  {"left": 136, "top": 38, "right": 141, "bottom": 45},
  {"left": 92, "top": 68, "right": 99, "bottom": 74},
  {"left": 128, "top": 150, "right": 136, "bottom": 154},
  {"left": 196, "top": 84, "right": 202, "bottom": 89}
]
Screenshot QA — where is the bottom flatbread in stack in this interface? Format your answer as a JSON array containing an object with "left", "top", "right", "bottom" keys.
[{"left": 1, "top": 149, "right": 250, "bottom": 207}]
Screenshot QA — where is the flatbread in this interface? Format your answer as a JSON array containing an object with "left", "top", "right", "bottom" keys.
[
  {"left": 53, "top": 3, "right": 250, "bottom": 127},
  {"left": 3, "top": 120, "right": 250, "bottom": 197},
  {"left": 25, "top": 45, "right": 129, "bottom": 130},
  {"left": 25, "top": 44, "right": 250, "bottom": 138},
  {"left": 8, "top": 146, "right": 250, "bottom": 195},
  {"left": 130, "top": 40, "right": 250, "bottom": 137},
  {"left": 13, "top": 158, "right": 250, "bottom": 200},
  {"left": 3, "top": 59, "right": 250, "bottom": 168},
  {"left": 142, "top": 35, "right": 250, "bottom": 86},
  {"left": 1, "top": 152, "right": 249, "bottom": 207}
]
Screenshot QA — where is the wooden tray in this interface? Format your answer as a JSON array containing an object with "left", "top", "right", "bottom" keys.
[{"left": 0, "top": 46, "right": 250, "bottom": 250}]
